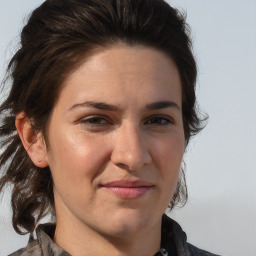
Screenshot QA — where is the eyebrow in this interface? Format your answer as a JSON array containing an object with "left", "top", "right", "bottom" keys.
[
  {"left": 69, "top": 101, "right": 119, "bottom": 111},
  {"left": 145, "top": 101, "right": 180, "bottom": 111},
  {"left": 69, "top": 100, "right": 180, "bottom": 111}
]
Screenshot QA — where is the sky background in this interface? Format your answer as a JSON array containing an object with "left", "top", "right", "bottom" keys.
[{"left": 0, "top": 1, "right": 256, "bottom": 255}]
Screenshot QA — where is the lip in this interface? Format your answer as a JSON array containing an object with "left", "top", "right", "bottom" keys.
[{"left": 100, "top": 180, "right": 154, "bottom": 199}]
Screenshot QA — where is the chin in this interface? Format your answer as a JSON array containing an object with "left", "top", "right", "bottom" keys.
[{"left": 100, "top": 208, "right": 157, "bottom": 238}]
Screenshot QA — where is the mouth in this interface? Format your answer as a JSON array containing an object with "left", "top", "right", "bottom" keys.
[{"left": 100, "top": 180, "right": 154, "bottom": 199}]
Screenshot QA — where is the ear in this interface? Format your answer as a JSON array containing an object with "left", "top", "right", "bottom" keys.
[{"left": 15, "top": 112, "right": 49, "bottom": 168}]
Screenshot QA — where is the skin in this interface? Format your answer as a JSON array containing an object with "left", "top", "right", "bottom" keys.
[{"left": 16, "top": 46, "right": 185, "bottom": 256}]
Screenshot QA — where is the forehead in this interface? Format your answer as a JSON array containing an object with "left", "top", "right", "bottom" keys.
[
  {"left": 63, "top": 44, "right": 180, "bottom": 79},
  {"left": 56, "top": 45, "right": 182, "bottom": 110}
]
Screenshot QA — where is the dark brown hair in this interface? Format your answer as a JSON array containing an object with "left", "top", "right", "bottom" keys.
[{"left": 0, "top": 0, "right": 206, "bottom": 234}]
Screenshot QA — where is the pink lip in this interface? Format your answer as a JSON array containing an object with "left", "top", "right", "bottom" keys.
[{"left": 101, "top": 180, "right": 153, "bottom": 199}]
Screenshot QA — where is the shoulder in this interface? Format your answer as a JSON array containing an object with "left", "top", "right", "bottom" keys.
[
  {"left": 8, "top": 249, "right": 31, "bottom": 256},
  {"left": 8, "top": 223, "right": 54, "bottom": 256},
  {"left": 9, "top": 223, "right": 70, "bottom": 256},
  {"left": 8, "top": 236, "right": 42, "bottom": 256},
  {"left": 162, "top": 214, "right": 222, "bottom": 256},
  {"left": 187, "top": 243, "right": 221, "bottom": 256}
]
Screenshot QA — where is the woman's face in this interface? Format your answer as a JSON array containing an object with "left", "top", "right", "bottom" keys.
[{"left": 45, "top": 46, "right": 185, "bottom": 238}]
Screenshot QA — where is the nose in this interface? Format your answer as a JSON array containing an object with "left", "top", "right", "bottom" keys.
[{"left": 111, "top": 123, "right": 152, "bottom": 171}]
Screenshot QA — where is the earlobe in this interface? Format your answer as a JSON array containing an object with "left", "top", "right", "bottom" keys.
[{"left": 15, "top": 112, "right": 49, "bottom": 168}]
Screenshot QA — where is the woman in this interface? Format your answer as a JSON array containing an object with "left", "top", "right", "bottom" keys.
[{"left": 0, "top": 0, "right": 219, "bottom": 255}]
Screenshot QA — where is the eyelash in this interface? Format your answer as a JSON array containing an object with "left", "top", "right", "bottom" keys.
[
  {"left": 144, "top": 116, "right": 173, "bottom": 125},
  {"left": 79, "top": 115, "right": 174, "bottom": 129},
  {"left": 79, "top": 115, "right": 112, "bottom": 126}
]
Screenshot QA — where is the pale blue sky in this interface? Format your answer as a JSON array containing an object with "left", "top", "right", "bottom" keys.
[{"left": 0, "top": 1, "right": 256, "bottom": 255}]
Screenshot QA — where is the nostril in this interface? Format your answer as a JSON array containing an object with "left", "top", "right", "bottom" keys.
[
  {"left": 116, "top": 163, "right": 129, "bottom": 170},
  {"left": 115, "top": 162, "right": 139, "bottom": 172},
  {"left": 112, "top": 153, "right": 152, "bottom": 172}
]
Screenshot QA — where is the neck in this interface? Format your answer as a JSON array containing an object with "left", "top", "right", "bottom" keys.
[{"left": 54, "top": 211, "right": 162, "bottom": 256}]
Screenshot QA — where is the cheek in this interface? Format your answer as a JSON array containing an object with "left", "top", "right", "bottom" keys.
[
  {"left": 47, "top": 131, "right": 113, "bottom": 213},
  {"left": 47, "top": 128, "right": 111, "bottom": 187},
  {"left": 153, "top": 134, "right": 184, "bottom": 170},
  {"left": 152, "top": 134, "right": 184, "bottom": 192},
  {"left": 148, "top": 134, "right": 184, "bottom": 212}
]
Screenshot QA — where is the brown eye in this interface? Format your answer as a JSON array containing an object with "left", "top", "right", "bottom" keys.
[
  {"left": 80, "top": 115, "right": 113, "bottom": 127},
  {"left": 145, "top": 116, "right": 173, "bottom": 125},
  {"left": 83, "top": 117, "right": 107, "bottom": 125}
]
